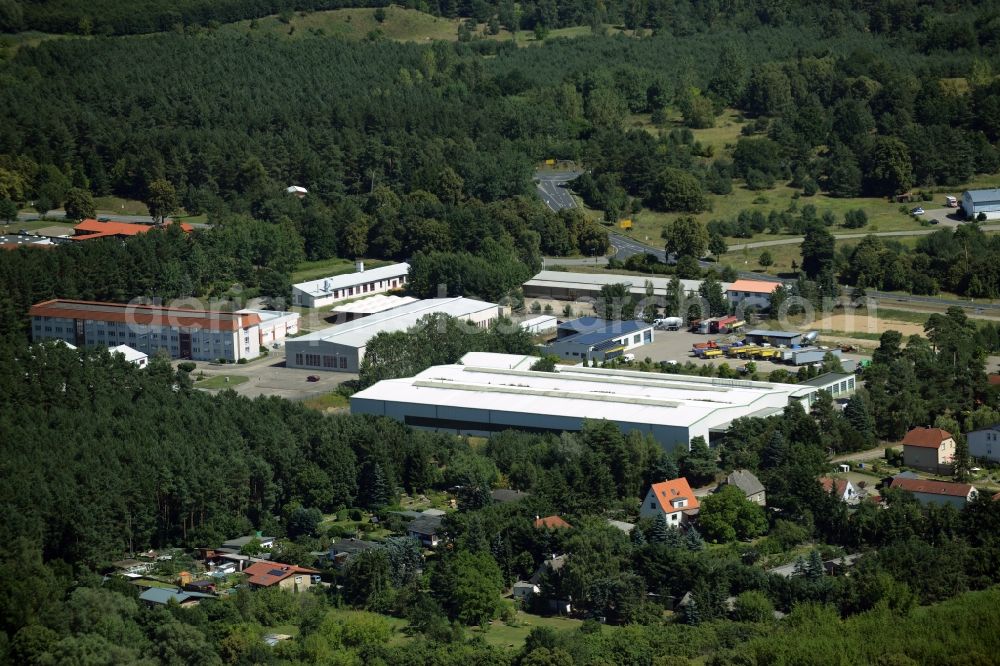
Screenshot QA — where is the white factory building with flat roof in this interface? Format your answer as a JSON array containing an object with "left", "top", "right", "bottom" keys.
[
  {"left": 285, "top": 298, "right": 503, "bottom": 373},
  {"left": 523, "top": 270, "right": 726, "bottom": 302},
  {"left": 292, "top": 262, "right": 410, "bottom": 308},
  {"left": 350, "top": 352, "right": 818, "bottom": 451}
]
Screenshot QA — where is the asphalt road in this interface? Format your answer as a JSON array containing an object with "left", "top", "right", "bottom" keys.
[
  {"left": 532, "top": 175, "right": 1000, "bottom": 313},
  {"left": 534, "top": 171, "right": 581, "bottom": 212},
  {"left": 728, "top": 222, "right": 1000, "bottom": 251}
]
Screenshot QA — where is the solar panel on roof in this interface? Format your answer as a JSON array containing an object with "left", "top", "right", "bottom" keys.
[{"left": 268, "top": 568, "right": 286, "bottom": 576}]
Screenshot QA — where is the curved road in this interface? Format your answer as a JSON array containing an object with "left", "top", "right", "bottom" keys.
[
  {"left": 534, "top": 172, "right": 581, "bottom": 212},
  {"left": 536, "top": 174, "right": 1000, "bottom": 313}
]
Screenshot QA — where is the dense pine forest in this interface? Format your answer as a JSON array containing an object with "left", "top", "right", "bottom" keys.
[{"left": 3, "top": 315, "right": 1000, "bottom": 663}]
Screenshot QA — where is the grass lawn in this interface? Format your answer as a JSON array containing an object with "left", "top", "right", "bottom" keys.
[
  {"left": 131, "top": 578, "right": 180, "bottom": 590},
  {"left": 471, "top": 613, "right": 592, "bottom": 649},
  {"left": 622, "top": 184, "right": 928, "bottom": 250},
  {"left": 0, "top": 31, "right": 68, "bottom": 56},
  {"left": 263, "top": 624, "right": 301, "bottom": 637},
  {"left": 302, "top": 392, "right": 349, "bottom": 412},
  {"left": 717, "top": 241, "right": 805, "bottom": 276},
  {"left": 217, "top": 6, "right": 612, "bottom": 44},
  {"left": 628, "top": 107, "right": 747, "bottom": 155},
  {"left": 92, "top": 196, "right": 151, "bottom": 217},
  {"left": 291, "top": 257, "right": 391, "bottom": 283},
  {"left": 195, "top": 375, "right": 249, "bottom": 389}
]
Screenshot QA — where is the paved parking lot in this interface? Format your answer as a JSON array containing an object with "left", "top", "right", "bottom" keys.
[
  {"left": 630, "top": 329, "right": 869, "bottom": 375},
  {"left": 183, "top": 349, "right": 357, "bottom": 400}
]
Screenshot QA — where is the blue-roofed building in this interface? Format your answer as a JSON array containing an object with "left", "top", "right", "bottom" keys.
[
  {"left": 961, "top": 188, "right": 1000, "bottom": 220},
  {"left": 544, "top": 319, "right": 654, "bottom": 362}
]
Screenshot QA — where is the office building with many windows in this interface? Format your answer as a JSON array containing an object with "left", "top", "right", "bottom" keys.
[{"left": 28, "top": 299, "right": 294, "bottom": 362}]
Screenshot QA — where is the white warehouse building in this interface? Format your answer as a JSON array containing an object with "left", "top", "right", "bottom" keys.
[
  {"left": 285, "top": 297, "right": 503, "bottom": 373},
  {"left": 292, "top": 262, "right": 410, "bottom": 308},
  {"left": 350, "top": 352, "right": 819, "bottom": 451}
]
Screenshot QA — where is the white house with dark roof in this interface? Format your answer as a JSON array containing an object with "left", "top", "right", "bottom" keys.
[{"left": 723, "top": 469, "right": 766, "bottom": 505}]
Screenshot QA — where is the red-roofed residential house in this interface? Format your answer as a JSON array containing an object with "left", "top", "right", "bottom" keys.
[
  {"left": 819, "top": 476, "right": 857, "bottom": 503},
  {"left": 639, "top": 478, "right": 700, "bottom": 525},
  {"left": 726, "top": 279, "right": 782, "bottom": 311},
  {"left": 243, "top": 561, "right": 319, "bottom": 592},
  {"left": 534, "top": 515, "right": 572, "bottom": 530},
  {"left": 72, "top": 218, "right": 193, "bottom": 241},
  {"left": 889, "top": 477, "right": 977, "bottom": 508},
  {"left": 901, "top": 427, "right": 956, "bottom": 474}
]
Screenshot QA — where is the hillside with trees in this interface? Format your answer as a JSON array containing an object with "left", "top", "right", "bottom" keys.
[{"left": 2, "top": 312, "right": 1000, "bottom": 662}]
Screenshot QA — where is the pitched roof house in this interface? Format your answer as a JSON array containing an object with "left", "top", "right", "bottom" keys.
[
  {"left": 639, "top": 478, "right": 700, "bottom": 524},
  {"left": 901, "top": 427, "right": 956, "bottom": 474},
  {"left": 723, "top": 469, "right": 766, "bottom": 505},
  {"left": 889, "top": 477, "right": 977, "bottom": 508},
  {"left": 243, "top": 561, "right": 319, "bottom": 592},
  {"left": 820, "top": 476, "right": 858, "bottom": 503},
  {"left": 407, "top": 515, "right": 443, "bottom": 548},
  {"left": 72, "top": 218, "right": 193, "bottom": 241},
  {"left": 534, "top": 515, "right": 572, "bottom": 530},
  {"left": 328, "top": 538, "right": 379, "bottom": 568},
  {"left": 491, "top": 489, "right": 531, "bottom": 504},
  {"left": 138, "top": 587, "right": 215, "bottom": 607}
]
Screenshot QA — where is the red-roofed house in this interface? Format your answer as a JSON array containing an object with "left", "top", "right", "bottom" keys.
[
  {"left": 901, "top": 427, "right": 956, "bottom": 474},
  {"left": 819, "top": 476, "right": 858, "bottom": 503},
  {"left": 243, "top": 561, "right": 319, "bottom": 592},
  {"left": 726, "top": 279, "right": 782, "bottom": 310},
  {"left": 889, "top": 477, "right": 977, "bottom": 508},
  {"left": 72, "top": 218, "right": 193, "bottom": 241},
  {"left": 534, "top": 515, "right": 572, "bottom": 530},
  {"left": 639, "top": 478, "right": 700, "bottom": 524}
]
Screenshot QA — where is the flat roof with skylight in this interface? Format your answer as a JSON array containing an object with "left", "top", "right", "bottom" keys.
[{"left": 351, "top": 353, "right": 817, "bottom": 450}]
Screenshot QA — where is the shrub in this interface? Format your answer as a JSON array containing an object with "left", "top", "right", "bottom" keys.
[{"left": 177, "top": 361, "right": 196, "bottom": 373}]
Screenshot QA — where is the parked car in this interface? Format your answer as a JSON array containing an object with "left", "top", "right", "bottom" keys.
[
  {"left": 306, "top": 375, "right": 320, "bottom": 382},
  {"left": 621, "top": 353, "right": 636, "bottom": 363},
  {"left": 911, "top": 207, "right": 925, "bottom": 215}
]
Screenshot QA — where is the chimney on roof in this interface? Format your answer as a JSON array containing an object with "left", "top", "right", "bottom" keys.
[{"left": 356, "top": 260, "right": 365, "bottom": 273}]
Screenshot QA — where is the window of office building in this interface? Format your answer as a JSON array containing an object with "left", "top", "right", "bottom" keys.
[
  {"left": 324, "top": 356, "right": 335, "bottom": 368},
  {"left": 295, "top": 353, "right": 303, "bottom": 365},
  {"left": 339, "top": 357, "right": 347, "bottom": 369}
]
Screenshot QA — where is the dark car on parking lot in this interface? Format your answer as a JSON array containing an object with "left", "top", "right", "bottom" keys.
[{"left": 307, "top": 375, "right": 320, "bottom": 382}]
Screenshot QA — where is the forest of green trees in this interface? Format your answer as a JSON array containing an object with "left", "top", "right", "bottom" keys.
[
  {"left": 3, "top": 305, "right": 1000, "bottom": 663},
  {"left": 4, "top": 0, "right": 1000, "bottom": 662}
]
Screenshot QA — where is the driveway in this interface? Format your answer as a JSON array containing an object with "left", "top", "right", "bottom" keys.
[
  {"left": 831, "top": 446, "right": 890, "bottom": 464},
  {"left": 185, "top": 349, "right": 357, "bottom": 400}
]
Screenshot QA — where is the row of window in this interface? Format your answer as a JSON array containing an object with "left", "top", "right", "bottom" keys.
[{"left": 295, "top": 353, "right": 348, "bottom": 369}]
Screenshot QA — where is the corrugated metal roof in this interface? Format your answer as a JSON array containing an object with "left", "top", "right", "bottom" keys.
[
  {"left": 352, "top": 353, "right": 817, "bottom": 431},
  {"left": 293, "top": 263, "right": 409, "bottom": 297},
  {"left": 289, "top": 297, "right": 499, "bottom": 349},
  {"left": 525, "top": 271, "right": 726, "bottom": 294}
]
